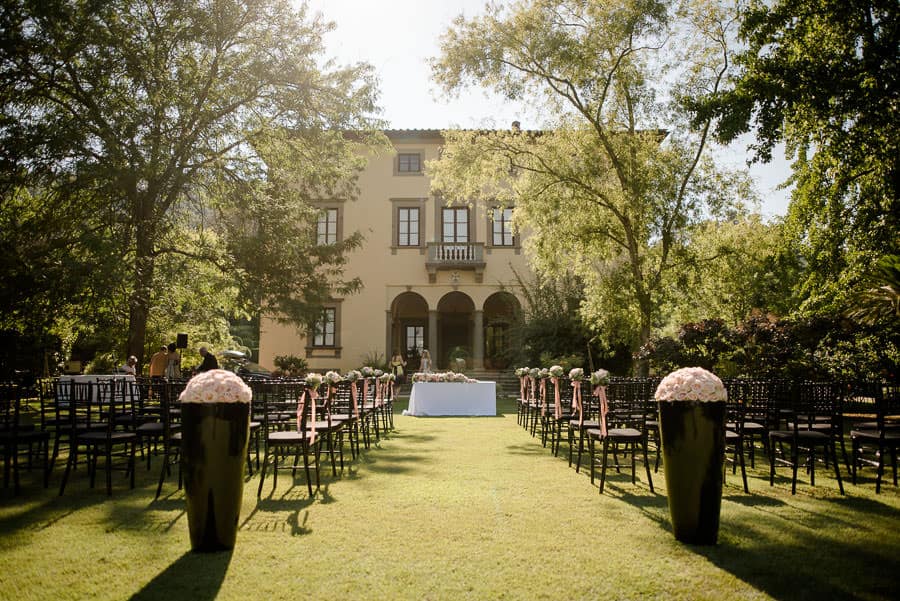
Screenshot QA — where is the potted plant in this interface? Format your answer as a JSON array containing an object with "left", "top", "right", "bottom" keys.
[
  {"left": 655, "top": 366, "right": 727, "bottom": 545},
  {"left": 179, "top": 369, "right": 252, "bottom": 552}
]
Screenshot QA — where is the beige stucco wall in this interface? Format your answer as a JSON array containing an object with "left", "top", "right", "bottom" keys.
[{"left": 258, "top": 130, "right": 533, "bottom": 372}]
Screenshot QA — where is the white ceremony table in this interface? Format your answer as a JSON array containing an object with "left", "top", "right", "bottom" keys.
[{"left": 406, "top": 381, "right": 497, "bottom": 416}]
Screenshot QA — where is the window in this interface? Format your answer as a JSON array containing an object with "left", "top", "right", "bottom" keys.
[
  {"left": 397, "top": 152, "right": 422, "bottom": 173},
  {"left": 317, "top": 208, "right": 338, "bottom": 245},
  {"left": 492, "top": 207, "right": 515, "bottom": 246},
  {"left": 442, "top": 207, "right": 469, "bottom": 243},
  {"left": 398, "top": 207, "right": 420, "bottom": 247},
  {"left": 312, "top": 308, "right": 336, "bottom": 347},
  {"left": 405, "top": 325, "right": 424, "bottom": 354}
]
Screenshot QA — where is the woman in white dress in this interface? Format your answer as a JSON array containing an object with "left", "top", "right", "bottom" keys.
[
  {"left": 164, "top": 342, "right": 181, "bottom": 379},
  {"left": 420, "top": 349, "right": 433, "bottom": 373}
]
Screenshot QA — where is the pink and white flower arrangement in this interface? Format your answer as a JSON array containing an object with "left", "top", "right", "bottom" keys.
[
  {"left": 528, "top": 368, "right": 540, "bottom": 379},
  {"left": 179, "top": 369, "right": 252, "bottom": 404},
  {"left": 379, "top": 372, "right": 395, "bottom": 383},
  {"left": 569, "top": 368, "right": 585, "bottom": 381},
  {"left": 305, "top": 372, "right": 324, "bottom": 388},
  {"left": 538, "top": 368, "right": 550, "bottom": 379},
  {"left": 515, "top": 367, "right": 529, "bottom": 377},
  {"left": 548, "top": 365, "right": 565, "bottom": 378},
  {"left": 655, "top": 367, "right": 727, "bottom": 402},
  {"left": 360, "top": 366, "right": 375, "bottom": 377},
  {"left": 345, "top": 370, "right": 362, "bottom": 382},
  {"left": 373, "top": 369, "right": 384, "bottom": 378},
  {"left": 590, "top": 369, "right": 610, "bottom": 386},
  {"left": 324, "top": 371, "right": 343, "bottom": 385}
]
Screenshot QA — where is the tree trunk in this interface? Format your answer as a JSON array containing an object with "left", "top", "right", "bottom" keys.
[{"left": 126, "top": 215, "right": 155, "bottom": 368}]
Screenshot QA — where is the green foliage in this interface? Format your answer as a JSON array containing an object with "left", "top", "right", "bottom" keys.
[
  {"left": 664, "top": 215, "right": 802, "bottom": 328},
  {"left": 639, "top": 313, "right": 899, "bottom": 381},
  {"left": 695, "top": 0, "right": 899, "bottom": 317},
  {"left": 846, "top": 254, "right": 900, "bottom": 326},
  {"left": 429, "top": 0, "right": 756, "bottom": 354},
  {"left": 359, "top": 350, "right": 388, "bottom": 372},
  {"left": 273, "top": 354, "right": 308, "bottom": 377},
  {"left": 0, "top": 0, "right": 386, "bottom": 364}
]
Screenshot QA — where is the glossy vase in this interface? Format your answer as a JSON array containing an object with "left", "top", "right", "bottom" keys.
[
  {"left": 181, "top": 402, "right": 250, "bottom": 552},
  {"left": 658, "top": 400, "right": 726, "bottom": 545}
]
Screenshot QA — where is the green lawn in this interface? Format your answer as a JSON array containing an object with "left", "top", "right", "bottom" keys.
[{"left": 1, "top": 398, "right": 898, "bottom": 600}]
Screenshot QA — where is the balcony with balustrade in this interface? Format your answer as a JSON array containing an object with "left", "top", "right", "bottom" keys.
[{"left": 425, "top": 242, "right": 486, "bottom": 283}]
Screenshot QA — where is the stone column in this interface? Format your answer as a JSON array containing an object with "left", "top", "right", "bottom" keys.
[
  {"left": 428, "top": 310, "right": 438, "bottom": 363},
  {"left": 385, "top": 310, "right": 392, "bottom": 361},
  {"left": 473, "top": 310, "right": 484, "bottom": 369}
]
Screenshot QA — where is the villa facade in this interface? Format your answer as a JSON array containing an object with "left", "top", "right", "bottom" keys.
[{"left": 258, "top": 130, "right": 531, "bottom": 373}]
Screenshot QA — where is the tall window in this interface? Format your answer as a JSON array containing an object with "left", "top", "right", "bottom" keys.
[
  {"left": 397, "top": 152, "right": 421, "bottom": 173},
  {"left": 442, "top": 207, "right": 468, "bottom": 243},
  {"left": 398, "top": 207, "right": 420, "bottom": 246},
  {"left": 312, "top": 308, "right": 336, "bottom": 347},
  {"left": 405, "top": 325, "right": 424, "bottom": 353},
  {"left": 317, "top": 208, "right": 338, "bottom": 245},
  {"left": 492, "top": 207, "right": 515, "bottom": 246}
]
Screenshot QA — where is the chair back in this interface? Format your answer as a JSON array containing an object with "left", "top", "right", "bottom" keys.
[
  {"left": 0, "top": 382, "right": 22, "bottom": 433},
  {"left": 795, "top": 381, "right": 842, "bottom": 432},
  {"left": 874, "top": 384, "right": 900, "bottom": 434},
  {"left": 723, "top": 379, "right": 746, "bottom": 434},
  {"left": 605, "top": 378, "right": 646, "bottom": 432}
]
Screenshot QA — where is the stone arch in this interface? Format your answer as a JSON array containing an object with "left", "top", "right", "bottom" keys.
[
  {"left": 436, "top": 291, "right": 475, "bottom": 370},
  {"left": 389, "top": 291, "right": 429, "bottom": 370},
  {"left": 482, "top": 292, "right": 523, "bottom": 369}
]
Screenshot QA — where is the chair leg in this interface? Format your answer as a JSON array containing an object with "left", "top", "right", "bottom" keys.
[
  {"left": 831, "top": 441, "right": 844, "bottom": 495},
  {"left": 642, "top": 443, "right": 653, "bottom": 492},
  {"left": 790, "top": 445, "right": 799, "bottom": 495},
  {"left": 302, "top": 446, "right": 313, "bottom": 497},
  {"left": 599, "top": 439, "right": 609, "bottom": 494},
  {"left": 257, "top": 449, "right": 270, "bottom": 497}
]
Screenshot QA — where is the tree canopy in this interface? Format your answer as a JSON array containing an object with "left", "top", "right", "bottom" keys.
[
  {"left": 694, "top": 0, "right": 900, "bottom": 314},
  {"left": 0, "top": 0, "right": 386, "bottom": 366},
  {"left": 429, "top": 0, "right": 755, "bottom": 356}
]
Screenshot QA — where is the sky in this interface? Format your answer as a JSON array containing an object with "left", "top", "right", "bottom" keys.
[{"left": 303, "top": 0, "right": 793, "bottom": 219}]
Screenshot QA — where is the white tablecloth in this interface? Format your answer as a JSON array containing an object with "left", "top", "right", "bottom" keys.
[{"left": 405, "top": 381, "right": 496, "bottom": 416}]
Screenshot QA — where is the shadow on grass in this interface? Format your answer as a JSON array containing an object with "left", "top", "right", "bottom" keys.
[{"left": 129, "top": 549, "right": 232, "bottom": 601}]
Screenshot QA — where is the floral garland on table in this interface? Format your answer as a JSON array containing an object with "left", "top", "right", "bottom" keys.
[
  {"left": 411, "top": 371, "right": 477, "bottom": 383},
  {"left": 179, "top": 369, "right": 252, "bottom": 403},
  {"left": 655, "top": 367, "right": 726, "bottom": 402}
]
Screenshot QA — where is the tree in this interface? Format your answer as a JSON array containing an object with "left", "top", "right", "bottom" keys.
[
  {"left": 663, "top": 214, "right": 801, "bottom": 328},
  {"left": 694, "top": 0, "right": 900, "bottom": 314},
  {"left": 0, "top": 0, "right": 385, "bottom": 363},
  {"left": 429, "top": 0, "right": 754, "bottom": 363}
]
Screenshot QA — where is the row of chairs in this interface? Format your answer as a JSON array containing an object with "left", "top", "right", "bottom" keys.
[
  {"left": 516, "top": 377, "right": 660, "bottom": 494},
  {"left": 253, "top": 378, "right": 395, "bottom": 497},
  {"left": 516, "top": 375, "right": 898, "bottom": 496},
  {"left": 0, "top": 378, "right": 189, "bottom": 497}
]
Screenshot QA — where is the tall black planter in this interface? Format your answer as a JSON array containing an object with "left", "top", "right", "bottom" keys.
[
  {"left": 658, "top": 400, "right": 726, "bottom": 545},
  {"left": 181, "top": 402, "right": 250, "bottom": 552}
]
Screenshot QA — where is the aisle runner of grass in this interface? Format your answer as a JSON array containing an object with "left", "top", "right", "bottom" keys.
[{"left": 1, "top": 398, "right": 899, "bottom": 600}]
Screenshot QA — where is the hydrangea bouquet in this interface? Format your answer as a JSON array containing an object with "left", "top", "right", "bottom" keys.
[
  {"left": 655, "top": 367, "right": 727, "bottom": 402},
  {"left": 590, "top": 369, "right": 610, "bottom": 386},
  {"left": 324, "top": 370, "right": 343, "bottom": 385},
  {"left": 568, "top": 367, "right": 584, "bottom": 381},
  {"left": 345, "top": 369, "right": 362, "bottom": 382},
  {"left": 305, "top": 372, "right": 324, "bottom": 388},
  {"left": 548, "top": 365, "right": 565, "bottom": 378},
  {"left": 180, "top": 369, "right": 252, "bottom": 404}
]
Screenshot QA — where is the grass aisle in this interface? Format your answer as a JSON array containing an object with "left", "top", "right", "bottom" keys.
[{"left": 1, "top": 398, "right": 899, "bottom": 600}]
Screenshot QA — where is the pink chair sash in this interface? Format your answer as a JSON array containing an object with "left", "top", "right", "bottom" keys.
[
  {"left": 572, "top": 380, "right": 583, "bottom": 426},
  {"left": 297, "top": 388, "right": 318, "bottom": 444},
  {"left": 593, "top": 385, "right": 608, "bottom": 436},
  {"left": 551, "top": 377, "right": 562, "bottom": 420},
  {"left": 350, "top": 381, "right": 359, "bottom": 418}
]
